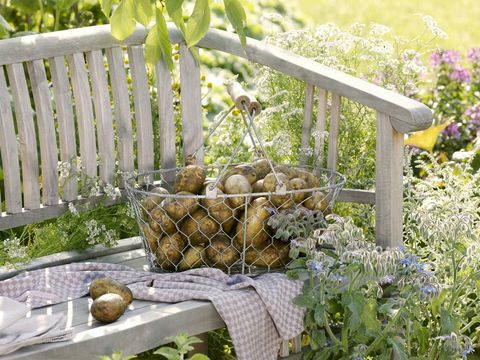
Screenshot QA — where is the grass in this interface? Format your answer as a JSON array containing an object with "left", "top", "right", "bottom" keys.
[{"left": 297, "top": 0, "right": 480, "bottom": 52}]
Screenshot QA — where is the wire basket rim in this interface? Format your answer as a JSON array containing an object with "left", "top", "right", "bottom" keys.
[{"left": 124, "top": 164, "right": 347, "bottom": 199}]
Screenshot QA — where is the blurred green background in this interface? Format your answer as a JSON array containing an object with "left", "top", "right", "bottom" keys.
[{"left": 297, "top": 0, "right": 480, "bottom": 51}]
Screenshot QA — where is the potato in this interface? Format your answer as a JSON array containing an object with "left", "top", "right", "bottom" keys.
[
  {"left": 149, "top": 208, "right": 177, "bottom": 234},
  {"left": 222, "top": 164, "right": 257, "bottom": 185},
  {"left": 244, "top": 241, "right": 290, "bottom": 269},
  {"left": 274, "top": 165, "right": 297, "bottom": 179},
  {"left": 224, "top": 174, "right": 252, "bottom": 209},
  {"left": 221, "top": 217, "right": 237, "bottom": 234},
  {"left": 155, "top": 233, "right": 186, "bottom": 270},
  {"left": 181, "top": 209, "right": 220, "bottom": 246},
  {"left": 289, "top": 178, "right": 308, "bottom": 203},
  {"left": 206, "top": 235, "right": 240, "bottom": 269},
  {"left": 162, "top": 191, "right": 199, "bottom": 221},
  {"left": 304, "top": 191, "right": 329, "bottom": 212},
  {"left": 234, "top": 197, "right": 273, "bottom": 250},
  {"left": 203, "top": 180, "right": 225, "bottom": 193},
  {"left": 89, "top": 277, "right": 133, "bottom": 305},
  {"left": 252, "top": 179, "right": 265, "bottom": 193},
  {"left": 263, "top": 173, "right": 289, "bottom": 192},
  {"left": 140, "top": 187, "right": 169, "bottom": 216},
  {"left": 200, "top": 188, "right": 234, "bottom": 226},
  {"left": 178, "top": 246, "right": 206, "bottom": 271},
  {"left": 174, "top": 165, "right": 206, "bottom": 194},
  {"left": 90, "top": 293, "right": 127, "bottom": 324},
  {"left": 142, "top": 224, "right": 161, "bottom": 252},
  {"left": 252, "top": 158, "right": 274, "bottom": 180},
  {"left": 295, "top": 168, "right": 321, "bottom": 188}
]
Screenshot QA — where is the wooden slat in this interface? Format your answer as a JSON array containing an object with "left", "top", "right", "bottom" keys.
[
  {"left": 26, "top": 60, "right": 59, "bottom": 205},
  {"left": 105, "top": 47, "right": 134, "bottom": 182},
  {"left": 338, "top": 189, "right": 375, "bottom": 204},
  {"left": 292, "top": 335, "right": 302, "bottom": 353},
  {"left": 0, "top": 67, "right": 22, "bottom": 213},
  {"left": 375, "top": 112, "right": 403, "bottom": 248},
  {"left": 300, "top": 84, "right": 314, "bottom": 165},
  {"left": 314, "top": 89, "right": 328, "bottom": 168},
  {"left": 279, "top": 340, "right": 290, "bottom": 357},
  {"left": 49, "top": 56, "right": 78, "bottom": 201},
  {"left": 85, "top": 50, "right": 115, "bottom": 185},
  {"left": 67, "top": 53, "right": 97, "bottom": 180},
  {"left": 327, "top": 94, "right": 341, "bottom": 172},
  {"left": 155, "top": 58, "right": 176, "bottom": 182},
  {"left": 6, "top": 63, "right": 40, "bottom": 210},
  {"left": 179, "top": 44, "right": 204, "bottom": 164},
  {"left": 127, "top": 46, "right": 154, "bottom": 173}
]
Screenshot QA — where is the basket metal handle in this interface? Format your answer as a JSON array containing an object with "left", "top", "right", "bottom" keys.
[{"left": 227, "top": 81, "right": 262, "bottom": 116}]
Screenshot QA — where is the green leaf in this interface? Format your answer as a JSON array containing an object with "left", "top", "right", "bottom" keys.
[
  {"left": 110, "top": 0, "right": 136, "bottom": 41},
  {"left": 360, "top": 298, "right": 381, "bottom": 335},
  {"left": 345, "top": 293, "right": 365, "bottom": 332},
  {"left": 413, "top": 321, "right": 430, "bottom": 355},
  {"left": 153, "top": 346, "right": 181, "bottom": 360},
  {"left": 223, "top": 0, "right": 246, "bottom": 47},
  {"left": 100, "top": 0, "right": 114, "bottom": 18},
  {"left": 439, "top": 307, "right": 461, "bottom": 334},
  {"left": 184, "top": 0, "right": 210, "bottom": 48},
  {"left": 388, "top": 338, "right": 408, "bottom": 360},
  {"left": 145, "top": 8, "right": 173, "bottom": 69},
  {"left": 0, "top": 14, "right": 13, "bottom": 32},
  {"left": 190, "top": 354, "right": 210, "bottom": 360},
  {"left": 293, "top": 294, "right": 315, "bottom": 309},
  {"left": 165, "top": 0, "right": 185, "bottom": 34},
  {"left": 133, "top": 0, "right": 154, "bottom": 27}
]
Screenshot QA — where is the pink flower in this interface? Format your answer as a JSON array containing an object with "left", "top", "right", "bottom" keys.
[
  {"left": 467, "top": 48, "right": 480, "bottom": 62},
  {"left": 429, "top": 50, "right": 460, "bottom": 67},
  {"left": 449, "top": 67, "right": 471, "bottom": 82}
]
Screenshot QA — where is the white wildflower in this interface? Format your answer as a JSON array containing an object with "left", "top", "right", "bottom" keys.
[
  {"left": 3, "top": 237, "right": 28, "bottom": 260},
  {"left": 68, "top": 202, "right": 79, "bottom": 217},
  {"left": 104, "top": 183, "right": 120, "bottom": 201},
  {"left": 369, "top": 23, "right": 391, "bottom": 36},
  {"left": 421, "top": 15, "right": 448, "bottom": 39}
]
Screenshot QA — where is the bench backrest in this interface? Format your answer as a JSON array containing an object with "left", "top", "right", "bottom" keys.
[{"left": 0, "top": 24, "right": 433, "bottom": 248}]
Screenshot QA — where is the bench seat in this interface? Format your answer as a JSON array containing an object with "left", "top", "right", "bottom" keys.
[{"left": 1, "top": 239, "right": 225, "bottom": 360}]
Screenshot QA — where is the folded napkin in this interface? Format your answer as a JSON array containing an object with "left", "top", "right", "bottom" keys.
[
  {"left": 0, "top": 296, "right": 73, "bottom": 355},
  {"left": 0, "top": 263, "right": 304, "bottom": 360}
]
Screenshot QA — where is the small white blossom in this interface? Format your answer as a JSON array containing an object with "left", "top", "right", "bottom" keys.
[{"left": 68, "top": 202, "right": 79, "bottom": 217}]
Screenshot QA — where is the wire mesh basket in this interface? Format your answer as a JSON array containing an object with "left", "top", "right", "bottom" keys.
[
  {"left": 125, "top": 81, "right": 346, "bottom": 274},
  {"left": 125, "top": 164, "right": 345, "bottom": 274}
]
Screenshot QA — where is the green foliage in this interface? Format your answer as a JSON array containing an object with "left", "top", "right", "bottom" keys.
[
  {"left": 154, "top": 332, "right": 210, "bottom": 360},
  {"left": 98, "top": 350, "right": 137, "bottom": 360}
]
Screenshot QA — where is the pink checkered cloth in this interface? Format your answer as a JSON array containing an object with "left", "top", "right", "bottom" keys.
[{"left": 0, "top": 263, "right": 304, "bottom": 360}]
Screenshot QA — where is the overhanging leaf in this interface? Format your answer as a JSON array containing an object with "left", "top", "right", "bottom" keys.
[
  {"left": 133, "top": 0, "right": 154, "bottom": 27},
  {"left": 404, "top": 121, "right": 451, "bottom": 153},
  {"left": 185, "top": 0, "right": 210, "bottom": 48},
  {"left": 100, "top": 0, "right": 114, "bottom": 18},
  {"left": 144, "top": 9, "right": 173, "bottom": 69},
  {"left": 110, "top": 0, "right": 136, "bottom": 41},
  {"left": 223, "top": 0, "right": 246, "bottom": 47},
  {"left": 0, "top": 14, "right": 13, "bottom": 32},
  {"left": 165, "top": 0, "right": 186, "bottom": 34}
]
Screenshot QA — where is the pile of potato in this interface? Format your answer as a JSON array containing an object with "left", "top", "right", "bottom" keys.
[
  {"left": 139, "top": 159, "right": 330, "bottom": 272},
  {"left": 89, "top": 278, "right": 133, "bottom": 324}
]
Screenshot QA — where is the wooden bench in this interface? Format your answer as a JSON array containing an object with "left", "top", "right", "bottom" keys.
[{"left": 0, "top": 24, "right": 433, "bottom": 359}]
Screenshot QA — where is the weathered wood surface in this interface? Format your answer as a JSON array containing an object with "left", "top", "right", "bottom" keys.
[
  {"left": 6, "top": 63, "right": 41, "bottom": 210},
  {"left": 86, "top": 50, "right": 115, "bottom": 185},
  {"left": 327, "top": 94, "right": 341, "bottom": 172},
  {"left": 0, "top": 25, "right": 432, "bottom": 133},
  {"left": 314, "top": 89, "right": 328, "bottom": 168},
  {"left": 0, "top": 67, "right": 22, "bottom": 213},
  {"left": 105, "top": 47, "right": 134, "bottom": 181},
  {"left": 179, "top": 44, "right": 204, "bottom": 164},
  {"left": 127, "top": 46, "right": 154, "bottom": 173},
  {"left": 49, "top": 56, "right": 79, "bottom": 201},
  {"left": 300, "top": 84, "right": 315, "bottom": 165},
  {"left": 376, "top": 112, "right": 404, "bottom": 248},
  {"left": 0, "top": 241, "right": 225, "bottom": 360},
  {"left": 26, "top": 60, "right": 59, "bottom": 205},
  {"left": 155, "top": 58, "right": 176, "bottom": 181}
]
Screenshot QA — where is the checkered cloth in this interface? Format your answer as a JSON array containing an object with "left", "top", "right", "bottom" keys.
[{"left": 0, "top": 263, "right": 304, "bottom": 359}]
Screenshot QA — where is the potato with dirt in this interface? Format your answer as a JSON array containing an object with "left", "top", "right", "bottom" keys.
[
  {"left": 206, "top": 235, "right": 240, "bottom": 269},
  {"left": 162, "top": 192, "right": 199, "bottom": 221},
  {"left": 200, "top": 188, "right": 234, "bottom": 227},
  {"left": 295, "top": 168, "right": 321, "bottom": 188},
  {"left": 149, "top": 208, "right": 177, "bottom": 234},
  {"left": 222, "top": 164, "right": 257, "bottom": 185},
  {"left": 252, "top": 179, "right": 265, "bottom": 193},
  {"left": 224, "top": 174, "right": 252, "bottom": 209},
  {"left": 304, "top": 191, "right": 329, "bottom": 212},
  {"left": 174, "top": 165, "right": 206, "bottom": 194},
  {"left": 288, "top": 178, "right": 308, "bottom": 203},
  {"left": 273, "top": 165, "right": 297, "bottom": 179},
  {"left": 142, "top": 224, "right": 162, "bottom": 252},
  {"left": 244, "top": 241, "right": 290, "bottom": 269},
  {"left": 155, "top": 233, "right": 187, "bottom": 270},
  {"left": 178, "top": 246, "right": 206, "bottom": 271},
  {"left": 141, "top": 187, "right": 169, "bottom": 216},
  {"left": 234, "top": 197, "right": 273, "bottom": 249},
  {"left": 252, "top": 158, "right": 274, "bottom": 180},
  {"left": 181, "top": 209, "right": 220, "bottom": 246},
  {"left": 90, "top": 293, "right": 127, "bottom": 324},
  {"left": 89, "top": 277, "right": 133, "bottom": 305},
  {"left": 263, "top": 172, "right": 289, "bottom": 192}
]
